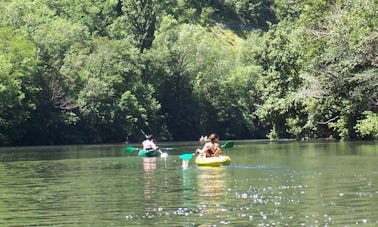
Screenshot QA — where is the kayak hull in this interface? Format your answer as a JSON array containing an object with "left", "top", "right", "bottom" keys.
[
  {"left": 138, "top": 149, "right": 159, "bottom": 157},
  {"left": 195, "top": 155, "right": 231, "bottom": 167}
]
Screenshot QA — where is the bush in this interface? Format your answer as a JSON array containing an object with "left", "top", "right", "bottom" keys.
[{"left": 355, "top": 111, "right": 378, "bottom": 140}]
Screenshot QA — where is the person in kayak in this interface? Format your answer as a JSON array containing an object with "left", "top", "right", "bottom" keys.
[
  {"left": 142, "top": 135, "right": 159, "bottom": 151},
  {"left": 195, "top": 133, "right": 222, "bottom": 157}
]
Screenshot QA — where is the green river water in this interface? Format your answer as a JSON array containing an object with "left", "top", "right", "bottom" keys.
[{"left": 0, "top": 141, "right": 377, "bottom": 226}]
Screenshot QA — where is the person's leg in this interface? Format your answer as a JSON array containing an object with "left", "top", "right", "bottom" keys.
[{"left": 214, "top": 148, "right": 221, "bottom": 157}]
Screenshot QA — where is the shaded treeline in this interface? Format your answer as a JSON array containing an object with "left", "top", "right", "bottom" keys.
[{"left": 0, "top": 0, "right": 377, "bottom": 145}]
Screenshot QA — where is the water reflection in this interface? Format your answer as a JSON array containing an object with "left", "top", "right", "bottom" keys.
[
  {"left": 143, "top": 157, "right": 157, "bottom": 172},
  {"left": 195, "top": 166, "right": 229, "bottom": 218},
  {"left": 196, "top": 167, "right": 227, "bottom": 198},
  {"left": 181, "top": 168, "right": 193, "bottom": 207},
  {"left": 143, "top": 157, "right": 157, "bottom": 214}
]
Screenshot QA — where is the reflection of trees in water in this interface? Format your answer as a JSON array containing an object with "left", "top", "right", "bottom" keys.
[{"left": 143, "top": 157, "right": 157, "bottom": 211}]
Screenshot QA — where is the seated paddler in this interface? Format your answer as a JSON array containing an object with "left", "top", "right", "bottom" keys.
[
  {"left": 195, "top": 133, "right": 222, "bottom": 157},
  {"left": 142, "top": 135, "right": 159, "bottom": 151}
]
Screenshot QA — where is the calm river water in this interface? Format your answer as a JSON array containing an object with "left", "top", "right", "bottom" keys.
[{"left": 0, "top": 141, "right": 377, "bottom": 226}]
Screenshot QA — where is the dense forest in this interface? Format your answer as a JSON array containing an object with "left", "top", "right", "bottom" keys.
[{"left": 0, "top": 0, "right": 377, "bottom": 146}]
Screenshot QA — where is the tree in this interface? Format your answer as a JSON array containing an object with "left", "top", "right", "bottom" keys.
[
  {"left": 74, "top": 38, "right": 162, "bottom": 143},
  {"left": 0, "top": 28, "right": 39, "bottom": 145},
  {"left": 147, "top": 19, "right": 203, "bottom": 140},
  {"left": 148, "top": 17, "right": 248, "bottom": 140},
  {"left": 244, "top": 23, "right": 304, "bottom": 140},
  {"left": 299, "top": 0, "right": 378, "bottom": 140},
  {"left": 120, "top": 0, "right": 163, "bottom": 53},
  {"left": 42, "top": 0, "right": 121, "bottom": 36}
]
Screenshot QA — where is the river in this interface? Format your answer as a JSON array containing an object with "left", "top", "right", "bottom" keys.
[{"left": 0, "top": 140, "right": 377, "bottom": 226}]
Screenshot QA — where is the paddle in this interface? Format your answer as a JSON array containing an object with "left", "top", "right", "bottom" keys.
[
  {"left": 160, "top": 151, "right": 168, "bottom": 158},
  {"left": 159, "top": 147, "right": 175, "bottom": 151},
  {"left": 124, "top": 146, "right": 138, "bottom": 152},
  {"left": 179, "top": 153, "right": 194, "bottom": 160},
  {"left": 221, "top": 141, "right": 234, "bottom": 149},
  {"left": 140, "top": 129, "right": 148, "bottom": 138},
  {"left": 124, "top": 146, "right": 174, "bottom": 152}
]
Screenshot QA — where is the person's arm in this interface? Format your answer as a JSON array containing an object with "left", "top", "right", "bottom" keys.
[
  {"left": 151, "top": 141, "right": 159, "bottom": 150},
  {"left": 196, "top": 143, "right": 209, "bottom": 155},
  {"left": 214, "top": 143, "right": 222, "bottom": 156}
]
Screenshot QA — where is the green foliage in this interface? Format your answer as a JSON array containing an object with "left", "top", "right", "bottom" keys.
[
  {"left": 218, "top": 65, "right": 261, "bottom": 137},
  {"left": 0, "top": 27, "right": 39, "bottom": 145},
  {"left": 355, "top": 111, "right": 378, "bottom": 140},
  {"left": 329, "top": 115, "right": 349, "bottom": 141},
  {"left": 41, "top": 0, "right": 121, "bottom": 36},
  {"left": 267, "top": 126, "right": 279, "bottom": 141},
  {"left": 224, "top": 0, "right": 277, "bottom": 29},
  {"left": 248, "top": 21, "right": 304, "bottom": 139},
  {"left": 33, "top": 18, "right": 89, "bottom": 67},
  {"left": 0, "top": 0, "right": 377, "bottom": 145},
  {"left": 298, "top": 0, "right": 378, "bottom": 140},
  {"left": 148, "top": 18, "right": 255, "bottom": 139},
  {"left": 286, "top": 117, "right": 303, "bottom": 140},
  {"left": 74, "top": 37, "right": 162, "bottom": 142},
  {"left": 0, "top": 1, "right": 55, "bottom": 29},
  {"left": 120, "top": 0, "right": 163, "bottom": 52},
  {"left": 148, "top": 21, "right": 205, "bottom": 139}
]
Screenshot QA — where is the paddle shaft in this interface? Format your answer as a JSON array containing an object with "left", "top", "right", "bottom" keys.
[{"left": 140, "top": 129, "right": 148, "bottom": 138}]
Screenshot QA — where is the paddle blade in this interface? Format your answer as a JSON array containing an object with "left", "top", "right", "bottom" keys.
[
  {"left": 124, "top": 146, "right": 137, "bottom": 152},
  {"left": 179, "top": 153, "right": 194, "bottom": 160},
  {"left": 163, "top": 147, "right": 175, "bottom": 151},
  {"left": 221, "top": 141, "right": 234, "bottom": 149}
]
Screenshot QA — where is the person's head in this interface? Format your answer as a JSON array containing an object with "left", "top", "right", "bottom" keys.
[
  {"left": 147, "top": 135, "right": 154, "bottom": 140},
  {"left": 208, "top": 133, "right": 219, "bottom": 143}
]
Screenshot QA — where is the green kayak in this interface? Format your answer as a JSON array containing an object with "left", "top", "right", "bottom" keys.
[{"left": 138, "top": 149, "right": 160, "bottom": 157}]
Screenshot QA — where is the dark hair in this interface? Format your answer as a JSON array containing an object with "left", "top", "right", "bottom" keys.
[{"left": 208, "top": 133, "right": 218, "bottom": 142}]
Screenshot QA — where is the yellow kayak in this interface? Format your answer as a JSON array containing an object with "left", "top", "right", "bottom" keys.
[{"left": 195, "top": 155, "right": 231, "bottom": 167}]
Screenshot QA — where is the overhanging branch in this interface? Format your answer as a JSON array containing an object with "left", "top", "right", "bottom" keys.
[{"left": 317, "top": 115, "right": 340, "bottom": 125}]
